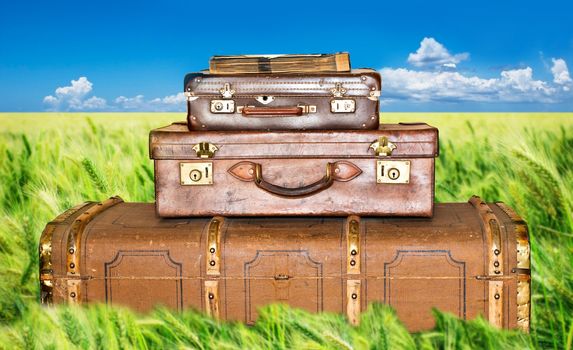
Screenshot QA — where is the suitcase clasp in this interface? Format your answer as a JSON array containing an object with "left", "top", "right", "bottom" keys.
[
  {"left": 369, "top": 136, "right": 396, "bottom": 157},
  {"left": 192, "top": 142, "right": 219, "bottom": 158},
  {"left": 274, "top": 274, "right": 290, "bottom": 281},
  {"left": 331, "top": 83, "right": 347, "bottom": 97},
  {"left": 219, "top": 83, "right": 235, "bottom": 99}
]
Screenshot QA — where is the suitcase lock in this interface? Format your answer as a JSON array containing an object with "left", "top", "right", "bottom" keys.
[
  {"left": 330, "top": 82, "right": 356, "bottom": 113},
  {"left": 376, "top": 160, "right": 410, "bottom": 184},
  {"left": 210, "top": 83, "right": 236, "bottom": 113},
  {"left": 180, "top": 162, "right": 213, "bottom": 185}
]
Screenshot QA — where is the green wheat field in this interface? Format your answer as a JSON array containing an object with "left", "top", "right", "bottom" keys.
[{"left": 0, "top": 112, "right": 572, "bottom": 349}]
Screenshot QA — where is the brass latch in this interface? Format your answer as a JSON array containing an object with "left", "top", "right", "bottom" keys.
[
  {"left": 369, "top": 136, "right": 397, "bottom": 156},
  {"left": 274, "top": 274, "right": 290, "bottom": 281},
  {"left": 331, "top": 83, "right": 347, "bottom": 97},
  {"left": 192, "top": 142, "right": 218, "bottom": 158},
  {"left": 219, "top": 83, "right": 235, "bottom": 99}
]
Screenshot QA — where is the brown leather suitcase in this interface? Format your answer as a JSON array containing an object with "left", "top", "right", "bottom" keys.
[
  {"left": 150, "top": 123, "right": 438, "bottom": 217},
  {"left": 40, "top": 196, "right": 530, "bottom": 332},
  {"left": 184, "top": 69, "right": 381, "bottom": 131}
]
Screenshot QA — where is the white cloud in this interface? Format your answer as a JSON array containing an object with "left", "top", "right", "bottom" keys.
[
  {"left": 44, "top": 77, "right": 186, "bottom": 111},
  {"left": 381, "top": 39, "right": 573, "bottom": 105},
  {"left": 551, "top": 58, "right": 572, "bottom": 91},
  {"left": 151, "top": 92, "right": 186, "bottom": 105},
  {"left": 407, "top": 37, "right": 469, "bottom": 69},
  {"left": 380, "top": 66, "right": 556, "bottom": 103},
  {"left": 115, "top": 95, "right": 146, "bottom": 109},
  {"left": 43, "top": 77, "right": 107, "bottom": 111},
  {"left": 82, "top": 96, "right": 107, "bottom": 109},
  {"left": 115, "top": 93, "right": 186, "bottom": 111}
]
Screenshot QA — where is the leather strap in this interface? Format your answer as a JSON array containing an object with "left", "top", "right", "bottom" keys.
[
  {"left": 241, "top": 106, "right": 303, "bottom": 117},
  {"left": 228, "top": 161, "right": 362, "bottom": 198}
]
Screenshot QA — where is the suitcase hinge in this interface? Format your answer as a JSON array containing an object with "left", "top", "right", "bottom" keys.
[{"left": 369, "top": 136, "right": 396, "bottom": 157}]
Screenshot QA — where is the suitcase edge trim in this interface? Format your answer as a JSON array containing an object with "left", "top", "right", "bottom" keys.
[{"left": 495, "top": 201, "right": 531, "bottom": 333}]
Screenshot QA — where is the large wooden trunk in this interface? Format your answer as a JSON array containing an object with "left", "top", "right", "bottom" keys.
[
  {"left": 150, "top": 123, "right": 438, "bottom": 217},
  {"left": 40, "top": 196, "right": 530, "bottom": 332},
  {"left": 184, "top": 69, "right": 381, "bottom": 131}
]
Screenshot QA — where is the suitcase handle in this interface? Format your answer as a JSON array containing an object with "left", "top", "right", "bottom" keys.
[
  {"left": 241, "top": 106, "right": 303, "bottom": 117},
  {"left": 228, "top": 161, "right": 362, "bottom": 198}
]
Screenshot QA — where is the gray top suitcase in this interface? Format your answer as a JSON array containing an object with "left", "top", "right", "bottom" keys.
[{"left": 185, "top": 69, "right": 381, "bottom": 131}]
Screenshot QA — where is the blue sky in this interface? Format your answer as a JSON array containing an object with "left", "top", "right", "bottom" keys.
[{"left": 1, "top": 0, "right": 572, "bottom": 112}]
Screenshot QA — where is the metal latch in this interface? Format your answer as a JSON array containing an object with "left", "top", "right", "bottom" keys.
[
  {"left": 369, "top": 136, "right": 396, "bottom": 156},
  {"left": 274, "top": 274, "right": 290, "bottom": 281},
  {"left": 192, "top": 142, "right": 219, "bottom": 158},
  {"left": 368, "top": 90, "right": 381, "bottom": 101},
  {"left": 331, "top": 83, "right": 347, "bottom": 97},
  {"left": 219, "top": 83, "right": 235, "bottom": 99}
]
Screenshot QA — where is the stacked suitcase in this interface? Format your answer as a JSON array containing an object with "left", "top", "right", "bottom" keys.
[{"left": 39, "top": 53, "right": 530, "bottom": 332}]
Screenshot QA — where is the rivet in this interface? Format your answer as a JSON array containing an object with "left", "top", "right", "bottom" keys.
[
  {"left": 187, "top": 87, "right": 191, "bottom": 91},
  {"left": 69, "top": 248, "right": 75, "bottom": 254},
  {"left": 209, "top": 260, "right": 216, "bottom": 266},
  {"left": 494, "top": 293, "right": 500, "bottom": 300},
  {"left": 334, "top": 167, "right": 340, "bottom": 173},
  {"left": 69, "top": 263, "right": 75, "bottom": 269},
  {"left": 351, "top": 249, "right": 357, "bottom": 256},
  {"left": 248, "top": 169, "right": 254, "bottom": 175},
  {"left": 361, "top": 76, "right": 366, "bottom": 81},
  {"left": 350, "top": 260, "right": 356, "bottom": 266},
  {"left": 351, "top": 293, "right": 357, "bottom": 300},
  {"left": 362, "top": 124, "right": 366, "bottom": 127},
  {"left": 493, "top": 261, "right": 500, "bottom": 267},
  {"left": 70, "top": 292, "right": 76, "bottom": 298},
  {"left": 371, "top": 87, "right": 376, "bottom": 90},
  {"left": 494, "top": 270, "right": 501, "bottom": 274},
  {"left": 494, "top": 249, "right": 500, "bottom": 255},
  {"left": 209, "top": 248, "right": 216, "bottom": 254},
  {"left": 208, "top": 293, "right": 214, "bottom": 300}
]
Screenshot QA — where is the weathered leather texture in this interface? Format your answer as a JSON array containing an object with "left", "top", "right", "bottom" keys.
[
  {"left": 40, "top": 197, "right": 531, "bottom": 332},
  {"left": 185, "top": 69, "right": 381, "bottom": 131},
  {"left": 150, "top": 123, "right": 438, "bottom": 217}
]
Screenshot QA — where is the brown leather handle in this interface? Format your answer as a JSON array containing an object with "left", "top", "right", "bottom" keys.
[
  {"left": 228, "top": 161, "right": 362, "bottom": 198},
  {"left": 241, "top": 106, "right": 303, "bottom": 117},
  {"left": 254, "top": 163, "right": 334, "bottom": 197}
]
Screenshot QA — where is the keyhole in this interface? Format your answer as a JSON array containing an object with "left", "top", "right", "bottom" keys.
[
  {"left": 388, "top": 168, "right": 400, "bottom": 180},
  {"left": 189, "top": 169, "right": 202, "bottom": 182}
]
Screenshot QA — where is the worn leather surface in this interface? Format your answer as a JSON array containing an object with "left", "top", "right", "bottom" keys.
[
  {"left": 150, "top": 123, "right": 438, "bottom": 217},
  {"left": 45, "top": 201, "right": 528, "bottom": 331},
  {"left": 185, "top": 69, "right": 381, "bottom": 131}
]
